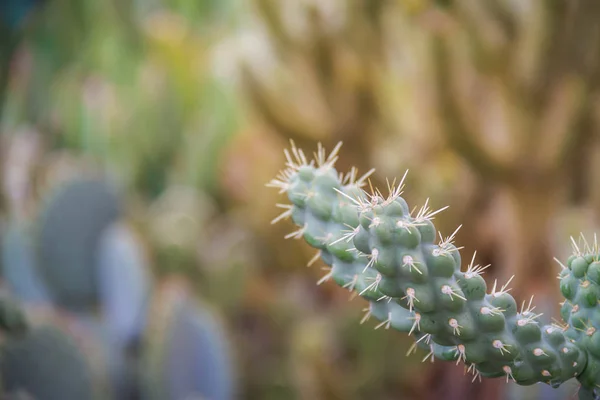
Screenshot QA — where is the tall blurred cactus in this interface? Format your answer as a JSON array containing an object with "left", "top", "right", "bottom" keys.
[
  {"left": 242, "top": 0, "right": 390, "bottom": 178},
  {"left": 427, "top": 1, "right": 600, "bottom": 298}
]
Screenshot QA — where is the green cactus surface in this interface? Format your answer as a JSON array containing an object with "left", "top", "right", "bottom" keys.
[{"left": 268, "top": 142, "right": 599, "bottom": 399}]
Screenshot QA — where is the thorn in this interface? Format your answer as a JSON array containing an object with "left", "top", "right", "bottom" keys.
[
  {"left": 503, "top": 365, "right": 515, "bottom": 383},
  {"left": 375, "top": 312, "right": 392, "bottom": 330},
  {"left": 580, "top": 232, "right": 592, "bottom": 255},
  {"left": 329, "top": 224, "right": 360, "bottom": 246},
  {"left": 422, "top": 345, "right": 435, "bottom": 363},
  {"left": 345, "top": 246, "right": 361, "bottom": 255},
  {"left": 360, "top": 248, "right": 380, "bottom": 273},
  {"left": 408, "top": 313, "right": 421, "bottom": 335},
  {"left": 533, "top": 348, "right": 549, "bottom": 357},
  {"left": 467, "top": 364, "right": 482, "bottom": 383},
  {"left": 553, "top": 257, "right": 568, "bottom": 271},
  {"left": 271, "top": 204, "right": 294, "bottom": 224},
  {"left": 314, "top": 141, "right": 343, "bottom": 170},
  {"left": 356, "top": 168, "right": 376, "bottom": 187},
  {"left": 368, "top": 216, "right": 382, "bottom": 228},
  {"left": 517, "top": 312, "right": 542, "bottom": 326},
  {"left": 284, "top": 139, "right": 311, "bottom": 171},
  {"left": 360, "top": 308, "right": 371, "bottom": 324},
  {"left": 381, "top": 170, "right": 409, "bottom": 206},
  {"left": 480, "top": 306, "right": 505, "bottom": 316},
  {"left": 359, "top": 273, "right": 382, "bottom": 296},
  {"left": 440, "top": 284, "right": 466, "bottom": 301},
  {"left": 307, "top": 250, "right": 322, "bottom": 267},
  {"left": 435, "top": 225, "right": 464, "bottom": 256},
  {"left": 551, "top": 318, "right": 569, "bottom": 331},
  {"left": 342, "top": 275, "right": 358, "bottom": 292},
  {"left": 517, "top": 296, "right": 543, "bottom": 326},
  {"left": 284, "top": 224, "right": 307, "bottom": 239},
  {"left": 266, "top": 169, "right": 295, "bottom": 193},
  {"left": 464, "top": 251, "right": 491, "bottom": 279},
  {"left": 316, "top": 267, "right": 333, "bottom": 285},
  {"left": 448, "top": 318, "right": 463, "bottom": 336},
  {"left": 339, "top": 167, "right": 357, "bottom": 186},
  {"left": 414, "top": 198, "right": 449, "bottom": 223},
  {"left": 573, "top": 319, "right": 596, "bottom": 336},
  {"left": 490, "top": 275, "right": 514, "bottom": 297},
  {"left": 492, "top": 339, "right": 511, "bottom": 355},
  {"left": 340, "top": 167, "right": 377, "bottom": 188},
  {"left": 454, "top": 344, "right": 466, "bottom": 365},
  {"left": 333, "top": 187, "right": 373, "bottom": 214},
  {"left": 401, "top": 255, "right": 423, "bottom": 274},
  {"left": 396, "top": 219, "right": 426, "bottom": 232},
  {"left": 571, "top": 236, "right": 582, "bottom": 257},
  {"left": 406, "top": 341, "right": 418, "bottom": 356},
  {"left": 401, "top": 287, "right": 420, "bottom": 312},
  {"left": 416, "top": 333, "right": 432, "bottom": 345},
  {"left": 377, "top": 294, "right": 393, "bottom": 302}
]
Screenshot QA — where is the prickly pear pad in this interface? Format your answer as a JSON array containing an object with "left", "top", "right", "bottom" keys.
[{"left": 268, "top": 142, "right": 590, "bottom": 391}]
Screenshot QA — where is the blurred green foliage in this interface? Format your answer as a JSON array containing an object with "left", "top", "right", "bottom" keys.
[{"left": 2, "top": 0, "right": 240, "bottom": 199}]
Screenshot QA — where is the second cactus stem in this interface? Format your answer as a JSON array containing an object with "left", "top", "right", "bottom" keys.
[{"left": 268, "top": 141, "right": 600, "bottom": 399}]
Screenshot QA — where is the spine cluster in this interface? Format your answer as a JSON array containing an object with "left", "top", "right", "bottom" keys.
[
  {"left": 558, "top": 243, "right": 600, "bottom": 391},
  {"left": 268, "top": 142, "right": 589, "bottom": 391}
]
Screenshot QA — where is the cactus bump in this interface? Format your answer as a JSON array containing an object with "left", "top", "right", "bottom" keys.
[{"left": 268, "top": 142, "right": 600, "bottom": 399}]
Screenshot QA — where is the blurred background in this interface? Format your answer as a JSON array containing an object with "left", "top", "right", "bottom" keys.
[{"left": 1, "top": 0, "right": 600, "bottom": 399}]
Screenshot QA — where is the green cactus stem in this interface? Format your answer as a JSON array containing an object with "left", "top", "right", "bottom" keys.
[{"left": 268, "top": 142, "right": 600, "bottom": 399}]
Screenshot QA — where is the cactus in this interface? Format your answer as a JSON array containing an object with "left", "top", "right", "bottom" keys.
[
  {"left": 65, "top": 312, "right": 138, "bottom": 400},
  {"left": 269, "top": 142, "right": 600, "bottom": 399},
  {"left": 96, "top": 221, "right": 152, "bottom": 349},
  {"left": 140, "top": 279, "right": 235, "bottom": 400},
  {"left": 0, "top": 324, "right": 93, "bottom": 400},
  {"left": 36, "top": 178, "right": 121, "bottom": 311},
  {"left": 0, "top": 294, "right": 28, "bottom": 337},
  {"left": 95, "top": 221, "right": 152, "bottom": 399},
  {"left": 1, "top": 219, "right": 52, "bottom": 304}
]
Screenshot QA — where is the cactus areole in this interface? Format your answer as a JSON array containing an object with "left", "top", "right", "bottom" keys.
[{"left": 268, "top": 142, "right": 600, "bottom": 400}]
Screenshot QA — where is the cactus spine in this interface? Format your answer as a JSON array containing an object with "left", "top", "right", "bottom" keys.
[{"left": 269, "top": 142, "right": 599, "bottom": 399}]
